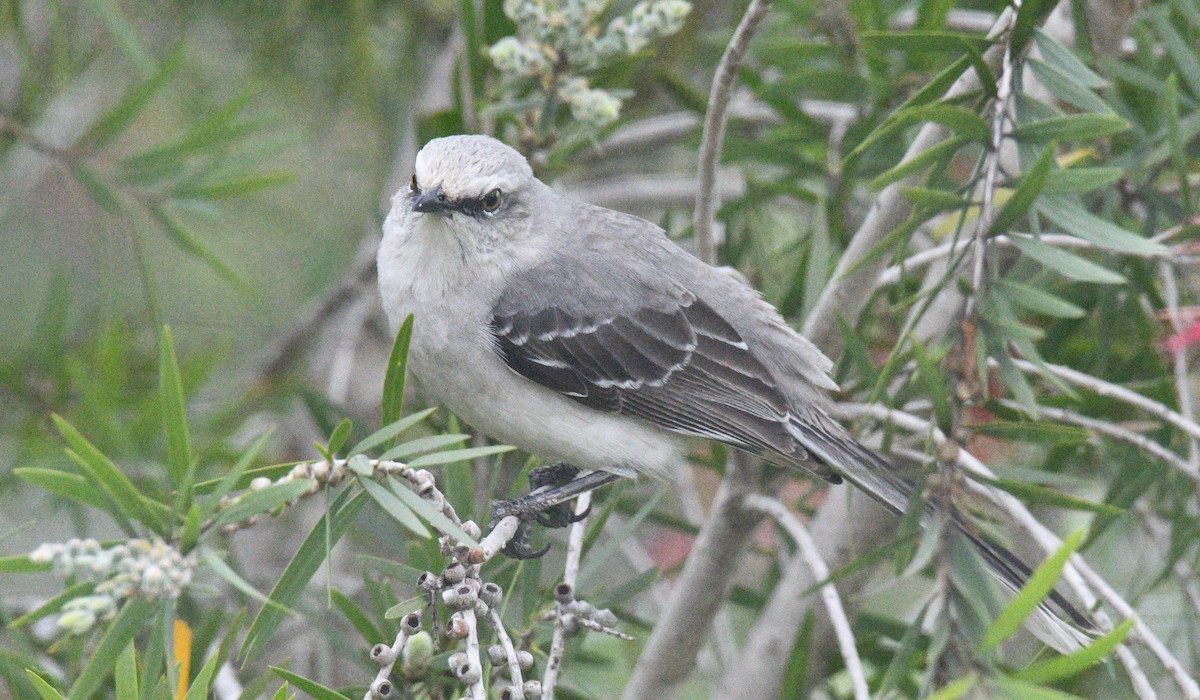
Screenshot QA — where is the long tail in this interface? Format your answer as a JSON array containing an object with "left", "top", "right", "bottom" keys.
[{"left": 788, "top": 410, "right": 1095, "bottom": 653}]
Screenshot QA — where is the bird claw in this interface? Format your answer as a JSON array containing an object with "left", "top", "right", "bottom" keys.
[{"left": 491, "top": 463, "right": 586, "bottom": 559}]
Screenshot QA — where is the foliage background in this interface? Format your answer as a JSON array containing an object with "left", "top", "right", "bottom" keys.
[{"left": 1, "top": 0, "right": 1199, "bottom": 698}]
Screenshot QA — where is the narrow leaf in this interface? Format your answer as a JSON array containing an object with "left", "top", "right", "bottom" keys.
[
  {"left": 269, "top": 668, "right": 351, "bottom": 700},
  {"left": 69, "top": 163, "right": 123, "bottom": 214},
  {"left": 198, "top": 430, "right": 273, "bottom": 520},
  {"left": 850, "top": 104, "right": 990, "bottom": 163},
  {"left": 1038, "top": 198, "right": 1166, "bottom": 255},
  {"left": 77, "top": 47, "right": 183, "bottom": 150},
  {"left": 326, "top": 418, "right": 353, "bottom": 458},
  {"left": 990, "top": 144, "right": 1055, "bottom": 235},
  {"left": 68, "top": 598, "right": 158, "bottom": 700},
  {"left": 381, "top": 315, "right": 414, "bottom": 430},
  {"left": 1033, "top": 29, "right": 1106, "bottom": 88},
  {"left": 9, "top": 582, "right": 94, "bottom": 628},
  {"left": 1011, "top": 114, "right": 1129, "bottom": 143},
  {"left": 386, "top": 478, "right": 478, "bottom": 546},
  {"left": 1008, "top": 237, "right": 1125, "bottom": 284},
  {"left": 925, "top": 675, "right": 975, "bottom": 700},
  {"left": 348, "top": 407, "right": 437, "bottom": 457},
  {"left": 378, "top": 433, "right": 470, "bottom": 461},
  {"left": 1016, "top": 618, "right": 1134, "bottom": 682},
  {"left": 996, "top": 280, "right": 1086, "bottom": 318},
  {"left": 53, "top": 414, "right": 169, "bottom": 534},
  {"left": 159, "top": 325, "right": 193, "bottom": 494},
  {"left": 14, "top": 468, "right": 113, "bottom": 511},
  {"left": 1042, "top": 167, "right": 1122, "bottom": 194},
  {"left": 982, "top": 529, "right": 1085, "bottom": 651},
  {"left": 24, "top": 671, "right": 67, "bottom": 700},
  {"left": 870, "top": 135, "right": 968, "bottom": 190},
  {"left": 148, "top": 204, "right": 250, "bottom": 292},
  {"left": 360, "top": 477, "right": 432, "bottom": 538},
  {"left": 80, "top": 0, "right": 155, "bottom": 76},
  {"left": 115, "top": 641, "right": 139, "bottom": 699},
  {"left": 210, "top": 479, "right": 315, "bottom": 530},
  {"left": 406, "top": 445, "right": 514, "bottom": 468},
  {"left": 182, "top": 645, "right": 223, "bottom": 700},
  {"left": 241, "top": 490, "right": 367, "bottom": 662}
]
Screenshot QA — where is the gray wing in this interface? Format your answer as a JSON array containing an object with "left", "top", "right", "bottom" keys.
[{"left": 489, "top": 255, "right": 841, "bottom": 483}]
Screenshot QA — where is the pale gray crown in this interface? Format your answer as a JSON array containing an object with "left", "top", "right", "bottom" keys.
[{"left": 413, "top": 134, "right": 535, "bottom": 201}]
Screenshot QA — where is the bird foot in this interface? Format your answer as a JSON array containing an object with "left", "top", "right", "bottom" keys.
[{"left": 490, "top": 464, "right": 616, "bottom": 559}]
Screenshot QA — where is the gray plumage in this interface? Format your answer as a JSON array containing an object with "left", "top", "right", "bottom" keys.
[{"left": 378, "top": 134, "right": 1091, "bottom": 651}]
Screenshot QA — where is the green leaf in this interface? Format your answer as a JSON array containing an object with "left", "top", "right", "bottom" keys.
[
  {"left": 1042, "top": 167, "right": 1122, "bottom": 194},
  {"left": 171, "top": 172, "right": 295, "bottom": 200},
  {"left": 925, "top": 675, "right": 975, "bottom": 700},
  {"left": 990, "top": 144, "right": 1055, "bottom": 235},
  {"left": 1008, "top": 237, "right": 1125, "bottom": 285},
  {"left": 994, "top": 677, "right": 1088, "bottom": 700},
  {"left": 159, "top": 325, "right": 193, "bottom": 496},
  {"left": 382, "top": 315, "right": 414, "bottom": 438},
  {"left": 869, "top": 135, "right": 968, "bottom": 190},
  {"left": 81, "top": 0, "right": 155, "bottom": 76},
  {"left": 995, "top": 280, "right": 1085, "bottom": 318},
  {"left": 982, "top": 529, "right": 1085, "bottom": 651},
  {"left": 14, "top": 468, "right": 113, "bottom": 511},
  {"left": 850, "top": 104, "right": 990, "bottom": 163},
  {"left": 182, "top": 645, "right": 223, "bottom": 700},
  {"left": 270, "top": 668, "right": 351, "bottom": 700},
  {"left": 115, "top": 641, "right": 139, "bottom": 699},
  {"left": 199, "top": 548, "right": 292, "bottom": 612},
  {"left": 330, "top": 588, "right": 384, "bottom": 646},
  {"left": 1011, "top": 114, "right": 1129, "bottom": 143},
  {"left": 1037, "top": 198, "right": 1166, "bottom": 256},
  {"left": 406, "top": 445, "right": 514, "bottom": 468},
  {"left": 1028, "top": 59, "right": 1112, "bottom": 114},
  {"left": 147, "top": 204, "right": 250, "bottom": 293},
  {"left": 970, "top": 474, "right": 1122, "bottom": 516},
  {"left": 1010, "top": 0, "right": 1047, "bottom": 52},
  {"left": 349, "top": 407, "right": 437, "bottom": 457},
  {"left": 378, "top": 433, "right": 470, "bottom": 461},
  {"left": 11, "top": 582, "right": 95, "bottom": 630},
  {"left": 69, "top": 163, "right": 123, "bottom": 214},
  {"left": 326, "top": 418, "right": 353, "bottom": 458},
  {"left": 210, "top": 479, "right": 315, "bottom": 530},
  {"left": 68, "top": 597, "right": 158, "bottom": 700},
  {"left": 360, "top": 477, "right": 432, "bottom": 539},
  {"left": 1148, "top": 8, "right": 1200, "bottom": 101},
  {"left": 900, "top": 186, "right": 969, "bottom": 211},
  {"left": 1165, "top": 74, "right": 1193, "bottom": 216},
  {"left": 386, "top": 477, "right": 478, "bottom": 546},
  {"left": 241, "top": 490, "right": 368, "bottom": 662},
  {"left": 1016, "top": 618, "right": 1133, "bottom": 682},
  {"left": 862, "top": 30, "right": 993, "bottom": 53},
  {"left": 77, "top": 47, "right": 183, "bottom": 150},
  {"left": 24, "top": 671, "right": 67, "bottom": 700},
  {"left": 1033, "top": 30, "right": 1106, "bottom": 88},
  {"left": 181, "top": 503, "right": 200, "bottom": 553},
  {"left": 53, "top": 414, "right": 169, "bottom": 534},
  {"left": 198, "top": 430, "right": 273, "bottom": 520}
]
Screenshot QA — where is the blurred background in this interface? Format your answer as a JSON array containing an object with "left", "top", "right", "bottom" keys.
[{"left": 3, "top": 0, "right": 1199, "bottom": 698}]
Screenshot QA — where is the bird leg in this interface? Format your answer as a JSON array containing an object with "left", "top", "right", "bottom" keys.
[{"left": 491, "top": 465, "right": 624, "bottom": 559}]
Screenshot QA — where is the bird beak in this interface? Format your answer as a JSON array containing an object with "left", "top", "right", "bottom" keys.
[{"left": 413, "top": 187, "right": 451, "bottom": 215}]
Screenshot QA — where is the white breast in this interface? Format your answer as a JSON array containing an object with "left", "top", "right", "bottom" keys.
[{"left": 377, "top": 211, "right": 685, "bottom": 479}]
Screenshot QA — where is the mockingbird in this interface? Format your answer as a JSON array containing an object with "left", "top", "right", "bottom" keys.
[{"left": 377, "top": 134, "right": 1092, "bottom": 651}]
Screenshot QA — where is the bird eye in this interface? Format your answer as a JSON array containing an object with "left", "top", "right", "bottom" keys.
[
  {"left": 409, "top": 174, "right": 419, "bottom": 192},
  {"left": 481, "top": 189, "right": 502, "bottom": 213}
]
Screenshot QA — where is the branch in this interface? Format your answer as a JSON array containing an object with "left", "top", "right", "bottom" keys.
[
  {"left": 542, "top": 491, "right": 590, "bottom": 700},
  {"left": 744, "top": 495, "right": 870, "bottom": 700},
  {"left": 621, "top": 456, "right": 763, "bottom": 699},
  {"left": 1159, "top": 262, "right": 1200, "bottom": 471},
  {"left": 693, "top": 0, "right": 773, "bottom": 265},
  {"left": 803, "top": 8, "right": 1014, "bottom": 354}
]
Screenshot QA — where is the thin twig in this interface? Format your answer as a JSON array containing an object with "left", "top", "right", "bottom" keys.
[
  {"left": 745, "top": 495, "right": 870, "bottom": 700},
  {"left": 542, "top": 491, "right": 590, "bottom": 700},
  {"left": 693, "top": 0, "right": 773, "bottom": 265},
  {"left": 994, "top": 399, "right": 1200, "bottom": 486},
  {"left": 487, "top": 608, "right": 525, "bottom": 695},
  {"left": 1008, "top": 357, "right": 1200, "bottom": 444},
  {"left": 877, "top": 232, "right": 1187, "bottom": 288},
  {"left": 967, "top": 0, "right": 1020, "bottom": 318}
]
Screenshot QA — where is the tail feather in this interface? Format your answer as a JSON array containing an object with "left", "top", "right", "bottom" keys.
[{"left": 787, "top": 411, "right": 1095, "bottom": 652}]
